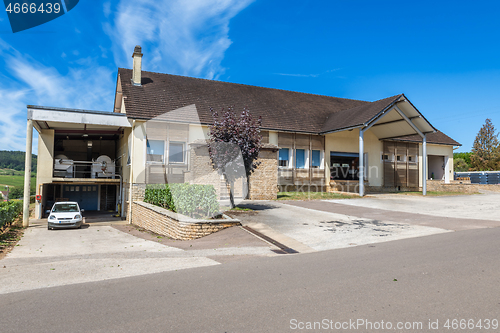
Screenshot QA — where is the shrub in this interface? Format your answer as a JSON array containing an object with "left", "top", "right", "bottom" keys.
[
  {"left": 0, "top": 201, "right": 22, "bottom": 229},
  {"left": 144, "top": 183, "right": 219, "bottom": 219}
]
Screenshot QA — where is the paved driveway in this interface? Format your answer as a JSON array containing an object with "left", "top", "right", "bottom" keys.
[
  {"left": 0, "top": 220, "right": 275, "bottom": 294},
  {"left": 233, "top": 201, "right": 450, "bottom": 252},
  {"left": 325, "top": 191, "right": 500, "bottom": 221}
]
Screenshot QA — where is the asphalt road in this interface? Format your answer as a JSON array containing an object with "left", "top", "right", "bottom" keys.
[{"left": 1, "top": 226, "right": 499, "bottom": 332}]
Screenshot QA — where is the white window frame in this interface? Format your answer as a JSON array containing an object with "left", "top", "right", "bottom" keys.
[
  {"left": 146, "top": 139, "right": 166, "bottom": 164},
  {"left": 167, "top": 141, "right": 186, "bottom": 164},
  {"left": 278, "top": 147, "right": 292, "bottom": 168},
  {"left": 310, "top": 149, "right": 324, "bottom": 169},
  {"left": 295, "top": 148, "right": 308, "bottom": 169}
]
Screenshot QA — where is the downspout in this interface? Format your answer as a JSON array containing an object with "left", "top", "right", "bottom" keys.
[{"left": 127, "top": 120, "right": 136, "bottom": 224}]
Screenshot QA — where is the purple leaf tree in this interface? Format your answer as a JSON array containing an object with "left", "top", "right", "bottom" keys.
[{"left": 208, "top": 106, "right": 263, "bottom": 208}]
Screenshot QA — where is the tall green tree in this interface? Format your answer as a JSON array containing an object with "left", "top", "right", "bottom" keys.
[
  {"left": 470, "top": 118, "right": 499, "bottom": 171},
  {"left": 453, "top": 152, "right": 472, "bottom": 171}
]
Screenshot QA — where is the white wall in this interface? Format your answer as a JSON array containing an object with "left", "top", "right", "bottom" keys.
[
  {"left": 131, "top": 121, "right": 147, "bottom": 183},
  {"left": 324, "top": 128, "right": 383, "bottom": 186},
  {"left": 418, "top": 144, "right": 454, "bottom": 185},
  {"left": 35, "top": 129, "right": 55, "bottom": 218}
]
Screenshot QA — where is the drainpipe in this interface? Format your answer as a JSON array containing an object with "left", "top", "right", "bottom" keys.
[{"left": 127, "top": 120, "right": 136, "bottom": 224}]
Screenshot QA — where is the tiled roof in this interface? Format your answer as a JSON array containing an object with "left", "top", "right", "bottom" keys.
[
  {"left": 395, "top": 131, "right": 461, "bottom": 146},
  {"left": 118, "top": 68, "right": 460, "bottom": 146}
]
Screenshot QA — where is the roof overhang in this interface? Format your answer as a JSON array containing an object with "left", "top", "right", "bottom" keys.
[
  {"left": 322, "top": 95, "right": 436, "bottom": 139},
  {"left": 363, "top": 95, "right": 435, "bottom": 139},
  {"left": 28, "top": 105, "right": 132, "bottom": 135}
]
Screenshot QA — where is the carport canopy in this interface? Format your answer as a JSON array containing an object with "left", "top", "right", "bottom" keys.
[
  {"left": 23, "top": 106, "right": 132, "bottom": 227},
  {"left": 321, "top": 94, "right": 436, "bottom": 196}
]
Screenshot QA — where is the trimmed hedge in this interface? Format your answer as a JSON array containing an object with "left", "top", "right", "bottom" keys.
[
  {"left": 0, "top": 201, "right": 22, "bottom": 229},
  {"left": 144, "top": 183, "right": 220, "bottom": 219}
]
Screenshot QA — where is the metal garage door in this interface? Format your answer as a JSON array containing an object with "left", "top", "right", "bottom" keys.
[{"left": 62, "top": 185, "right": 99, "bottom": 211}]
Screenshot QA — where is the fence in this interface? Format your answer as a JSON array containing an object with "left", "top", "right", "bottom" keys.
[{"left": 455, "top": 171, "right": 500, "bottom": 185}]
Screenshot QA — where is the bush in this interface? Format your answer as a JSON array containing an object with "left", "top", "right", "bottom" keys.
[
  {"left": 144, "top": 183, "right": 220, "bottom": 219},
  {"left": 0, "top": 201, "right": 22, "bottom": 229}
]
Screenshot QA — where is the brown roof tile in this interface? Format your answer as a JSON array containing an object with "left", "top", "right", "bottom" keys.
[
  {"left": 118, "top": 69, "right": 460, "bottom": 146},
  {"left": 394, "top": 131, "right": 461, "bottom": 146}
]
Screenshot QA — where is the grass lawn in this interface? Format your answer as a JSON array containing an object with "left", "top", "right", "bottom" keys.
[
  {"left": 0, "top": 169, "right": 36, "bottom": 192},
  {"left": 276, "top": 191, "right": 357, "bottom": 200}
]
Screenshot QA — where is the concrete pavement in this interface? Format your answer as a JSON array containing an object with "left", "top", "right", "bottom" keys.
[
  {"left": 0, "top": 219, "right": 276, "bottom": 294},
  {"left": 231, "top": 201, "right": 450, "bottom": 252},
  {"left": 1, "top": 227, "right": 499, "bottom": 332},
  {"left": 324, "top": 191, "right": 500, "bottom": 221}
]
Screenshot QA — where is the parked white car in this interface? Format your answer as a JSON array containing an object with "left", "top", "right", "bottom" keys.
[{"left": 47, "top": 202, "right": 84, "bottom": 230}]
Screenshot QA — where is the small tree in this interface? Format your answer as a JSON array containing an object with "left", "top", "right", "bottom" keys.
[
  {"left": 208, "top": 107, "right": 262, "bottom": 208},
  {"left": 470, "top": 118, "right": 500, "bottom": 171}
]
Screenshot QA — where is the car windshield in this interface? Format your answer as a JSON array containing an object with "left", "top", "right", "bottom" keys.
[{"left": 52, "top": 204, "right": 79, "bottom": 213}]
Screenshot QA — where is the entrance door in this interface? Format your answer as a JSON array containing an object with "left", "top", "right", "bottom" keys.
[
  {"left": 383, "top": 141, "right": 419, "bottom": 188},
  {"left": 100, "top": 185, "right": 117, "bottom": 211}
]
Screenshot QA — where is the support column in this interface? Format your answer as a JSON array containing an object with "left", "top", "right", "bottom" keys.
[
  {"left": 422, "top": 134, "right": 427, "bottom": 196},
  {"left": 127, "top": 120, "right": 136, "bottom": 224},
  {"left": 359, "top": 129, "right": 364, "bottom": 196},
  {"left": 23, "top": 119, "right": 33, "bottom": 227}
]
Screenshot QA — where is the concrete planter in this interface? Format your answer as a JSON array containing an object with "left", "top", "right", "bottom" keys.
[{"left": 131, "top": 201, "right": 240, "bottom": 240}]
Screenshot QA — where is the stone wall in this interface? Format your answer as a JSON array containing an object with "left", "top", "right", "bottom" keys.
[
  {"left": 185, "top": 141, "right": 222, "bottom": 198},
  {"left": 131, "top": 201, "right": 240, "bottom": 240},
  {"left": 248, "top": 145, "right": 279, "bottom": 200},
  {"left": 426, "top": 180, "right": 500, "bottom": 193},
  {"left": 131, "top": 183, "right": 146, "bottom": 202},
  {"left": 188, "top": 141, "right": 279, "bottom": 201}
]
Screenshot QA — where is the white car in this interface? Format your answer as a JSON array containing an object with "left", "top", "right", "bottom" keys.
[{"left": 47, "top": 202, "right": 84, "bottom": 230}]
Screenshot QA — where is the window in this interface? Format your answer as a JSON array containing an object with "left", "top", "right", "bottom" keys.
[
  {"left": 408, "top": 155, "right": 417, "bottom": 163},
  {"left": 169, "top": 142, "right": 185, "bottom": 163},
  {"left": 330, "top": 152, "right": 359, "bottom": 180},
  {"left": 296, "top": 149, "right": 305, "bottom": 169},
  {"left": 311, "top": 150, "right": 321, "bottom": 168},
  {"left": 279, "top": 148, "right": 289, "bottom": 167},
  {"left": 382, "top": 154, "right": 390, "bottom": 161},
  {"left": 147, "top": 140, "right": 165, "bottom": 163}
]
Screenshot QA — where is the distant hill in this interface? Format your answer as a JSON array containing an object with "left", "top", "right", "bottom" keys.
[{"left": 0, "top": 151, "right": 37, "bottom": 171}]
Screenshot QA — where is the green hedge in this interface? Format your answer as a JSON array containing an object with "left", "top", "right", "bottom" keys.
[
  {"left": 144, "top": 183, "right": 219, "bottom": 219},
  {"left": 0, "top": 201, "right": 22, "bottom": 229}
]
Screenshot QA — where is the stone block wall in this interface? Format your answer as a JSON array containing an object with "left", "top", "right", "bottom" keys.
[
  {"left": 186, "top": 142, "right": 222, "bottom": 198},
  {"left": 131, "top": 201, "right": 240, "bottom": 240},
  {"left": 132, "top": 183, "right": 146, "bottom": 202},
  {"left": 426, "top": 180, "right": 500, "bottom": 193},
  {"left": 188, "top": 141, "right": 279, "bottom": 201},
  {"left": 248, "top": 145, "right": 279, "bottom": 200}
]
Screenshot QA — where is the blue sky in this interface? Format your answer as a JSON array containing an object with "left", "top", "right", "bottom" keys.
[{"left": 1, "top": 0, "right": 499, "bottom": 153}]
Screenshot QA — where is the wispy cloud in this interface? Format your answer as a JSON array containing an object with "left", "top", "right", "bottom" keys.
[
  {"left": 274, "top": 69, "right": 342, "bottom": 78},
  {"left": 106, "top": 0, "right": 254, "bottom": 79},
  {"left": 0, "top": 39, "right": 115, "bottom": 151},
  {"left": 1, "top": 0, "right": 252, "bottom": 152}
]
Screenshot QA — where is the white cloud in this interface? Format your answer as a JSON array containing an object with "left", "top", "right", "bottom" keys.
[
  {"left": 107, "top": 0, "right": 254, "bottom": 79},
  {"left": 0, "top": 40, "right": 115, "bottom": 152}
]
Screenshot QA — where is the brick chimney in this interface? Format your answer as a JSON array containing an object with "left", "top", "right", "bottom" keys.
[{"left": 132, "top": 45, "right": 143, "bottom": 86}]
